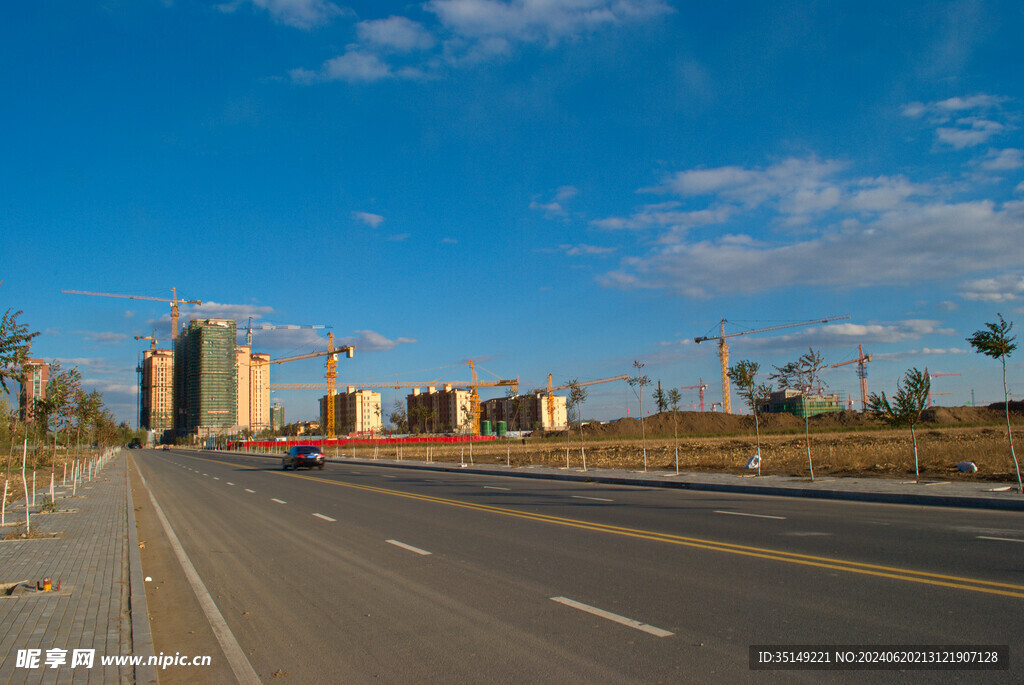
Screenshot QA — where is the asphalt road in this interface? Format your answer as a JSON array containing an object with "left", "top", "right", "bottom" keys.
[{"left": 133, "top": 449, "right": 1024, "bottom": 684}]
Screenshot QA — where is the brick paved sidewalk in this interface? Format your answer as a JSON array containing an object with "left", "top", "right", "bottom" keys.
[{"left": 0, "top": 451, "right": 155, "bottom": 684}]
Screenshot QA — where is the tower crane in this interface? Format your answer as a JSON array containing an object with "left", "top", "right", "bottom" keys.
[
  {"left": 252, "top": 331, "right": 355, "bottom": 439},
  {"left": 925, "top": 369, "right": 961, "bottom": 408},
  {"left": 830, "top": 345, "right": 872, "bottom": 411},
  {"left": 531, "top": 374, "right": 630, "bottom": 428},
  {"left": 680, "top": 378, "right": 709, "bottom": 412},
  {"left": 466, "top": 361, "right": 518, "bottom": 436},
  {"left": 244, "top": 318, "right": 328, "bottom": 346},
  {"left": 694, "top": 315, "right": 850, "bottom": 414},
  {"left": 134, "top": 329, "right": 159, "bottom": 352},
  {"left": 61, "top": 288, "right": 202, "bottom": 341}
]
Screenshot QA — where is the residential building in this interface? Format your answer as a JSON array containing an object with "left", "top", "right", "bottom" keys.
[
  {"left": 319, "top": 387, "right": 382, "bottom": 435},
  {"left": 174, "top": 318, "right": 238, "bottom": 437},
  {"left": 140, "top": 349, "right": 174, "bottom": 434},
  {"left": 406, "top": 385, "right": 472, "bottom": 434},
  {"left": 481, "top": 393, "right": 568, "bottom": 431},
  {"left": 236, "top": 346, "right": 271, "bottom": 433},
  {"left": 18, "top": 358, "right": 48, "bottom": 423}
]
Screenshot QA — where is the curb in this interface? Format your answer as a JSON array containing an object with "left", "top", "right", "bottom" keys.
[{"left": 124, "top": 451, "right": 158, "bottom": 684}]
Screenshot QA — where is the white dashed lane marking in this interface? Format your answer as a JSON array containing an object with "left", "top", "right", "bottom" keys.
[
  {"left": 313, "top": 513, "right": 337, "bottom": 522},
  {"left": 386, "top": 539, "right": 432, "bottom": 556},
  {"left": 245, "top": 488, "right": 255, "bottom": 493},
  {"left": 271, "top": 498, "right": 286, "bottom": 504},
  {"left": 714, "top": 510, "right": 786, "bottom": 520},
  {"left": 978, "top": 536, "right": 1024, "bottom": 543},
  {"left": 572, "top": 495, "right": 613, "bottom": 502},
  {"left": 550, "top": 596, "right": 673, "bottom": 638}
]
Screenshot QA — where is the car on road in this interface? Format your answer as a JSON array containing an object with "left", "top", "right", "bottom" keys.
[
  {"left": 128, "top": 438, "right": 143, "bottom": 449},
  {"left": 283, "top": 445, "right": 325, "bottom": 470}
]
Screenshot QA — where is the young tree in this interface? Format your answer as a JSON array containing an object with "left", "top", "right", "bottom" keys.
[
  {"left": 628, "top": 361, "right": 651, "bottom": 471},
  {"left": 652, "top": 382, "right": 668, "bottom": 414},
  {"left": 868, "top": 368, "right": 931, "bottom": 483},
  {"left": 567, "top": 380, "right": 589, "bottom": 471},
  {"left": 388, "top": 400, "right": 408, "bottom": 434},
  {"left": 967, "top": 314, "right": 1021, "bottom": 493},
  {"left": 728, "top": 360, "right": 772, "bottom": 476},
  {"left": 770, "top": 348, "right": 827, "bottom": 480},
  {"left": 667, "top": 388, "right": 682, "bottom": 474},
  {"left": 0, "top": 308, "right": 39, "bottom": 394}
]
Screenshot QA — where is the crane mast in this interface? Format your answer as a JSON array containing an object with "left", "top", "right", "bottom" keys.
[{"left": 695, "top": 315, "right": 850, "bottom": 414}]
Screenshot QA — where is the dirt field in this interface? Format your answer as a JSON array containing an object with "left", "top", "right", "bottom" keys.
[{"left": 387, "top": 403, "right": 1024, "bottom": 483}]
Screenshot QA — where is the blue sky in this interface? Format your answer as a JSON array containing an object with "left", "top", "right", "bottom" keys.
[{"left": 3, "top": 0, "right": 1023, "bottom": 426}]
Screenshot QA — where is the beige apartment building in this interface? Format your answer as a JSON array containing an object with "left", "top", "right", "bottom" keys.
[
  {"left": 140, "top": 349, "right": 174, "bottom": 433},
  {"left": 319, "top": 388, "right": 382, "bottom": 435},
  {"left": 481, "top": 393, "right": 568, "bottom": 431},
  {"left": 406, "top": 385, "right": 472, "bottom": 434},
  {"left": 236, "top": 346, "right": 271, "bottom": 433}
]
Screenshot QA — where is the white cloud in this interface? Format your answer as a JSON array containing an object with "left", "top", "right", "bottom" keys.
[
  {"left": 442, "top": 237, "right": 458, "bottom": 244},
  {"left": 936, "top": 119, "right": 1005, "bottom": 149},
  {"left": 353, "top": 211, "right": 385, "bottom": 228},
  {"left": 902, "top": 94, "right": 1007, "bottom": 118},
  {"left": 600, "top": 198, "right": 1024, "bottom": 298},
  {"left": 219, "top": 0, "right": 347, "bottom": 29},
  {"left": 181, "top": 302, "right": 274, "bottom": 328},
  {"left": 560, "top": 244, "right": 616, "bottom": 256},
  {"left": 979, "top": 148, "right": 1024, "bottom": 171},
  {"left": 357, "top": 16, "right": 435, "bottom": 51},
  {"left": 425, "top": 0, "right": 671, "bottom": 43},
  {"left": 73, "top": 331, "right": 128, "bottom": 345},
  {"left": 958, "top": 273, "right": 1024, "bottom": 301},
  {"left": 387, "top": 233, "right": 410, "bottom": 242},
  {"left": 649, "top": 158, "right": 845, "bottom": 217},
  {"left": 530, "top": 185, "right": 579, "bottom": 218},
  {"left": 337, "top": 330, "right": 417, "bottom": 352},
  {"left": 593, "top": 202, "right": 733, "bottom": 231},
  {"left": 323, "top": 51, "right": 393, "bottom": 82}
]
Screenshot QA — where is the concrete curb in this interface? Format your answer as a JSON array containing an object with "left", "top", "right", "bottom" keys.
[{"left": 124, "top": 451, "right": 158, "bottom": 684}]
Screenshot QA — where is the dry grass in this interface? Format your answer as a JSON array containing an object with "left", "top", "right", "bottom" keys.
[{"left": 375, "top": 425, "right": 1021, "bottom": 482}]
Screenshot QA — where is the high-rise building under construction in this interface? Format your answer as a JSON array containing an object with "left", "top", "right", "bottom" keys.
[{"left": 174, "top": 318, "right": 238, "bottom": 437}]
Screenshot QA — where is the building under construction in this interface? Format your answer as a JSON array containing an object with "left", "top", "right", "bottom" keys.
[
  {"left": 174, "top": 318, "right": 238, "bottom": 437},
  {"left": 481, "top": 394, "right": 567, "bottom": 432},
  {"left": 761, "top": 388, "right": 845, "bottom": 418}
]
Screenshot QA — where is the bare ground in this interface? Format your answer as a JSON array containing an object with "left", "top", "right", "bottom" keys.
[{"left": 386, "top": 404, "right": 1024, "bottom": 482}]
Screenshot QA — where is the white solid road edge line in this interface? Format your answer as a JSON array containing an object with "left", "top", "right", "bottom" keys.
[
  {"left": 313, "top": 513, "right": 337, "bottom": 522},
  {"left": 386, "top": 539, "right": 433, "bottom": 555},
  {"left": 714, "top": 510, "right": 786, "bottom": 520},
  {"left": 550, "top": 596, "right": 673, "bottom": 638},
  {"left": 977, "top": 535, "right": 1024, "bottom": 543},
  {"left": 134, "top": 468, "right": 261, "bottom": 685}
]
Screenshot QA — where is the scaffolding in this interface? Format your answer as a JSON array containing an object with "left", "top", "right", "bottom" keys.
[
  {"left": 761, "top": 388, "right": 846, "bottom": 418},
  {"left": 175, "top": 319, "right": 238, "bottom": 435}
]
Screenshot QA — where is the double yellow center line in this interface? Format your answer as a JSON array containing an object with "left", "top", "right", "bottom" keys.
[{"left": 185, "top": 453, "right": 1024, "bottom": 600}]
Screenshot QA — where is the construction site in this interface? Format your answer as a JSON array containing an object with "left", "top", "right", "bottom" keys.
[{"left": 55, "top": 290, "right": 1023, "bottom": 483}]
